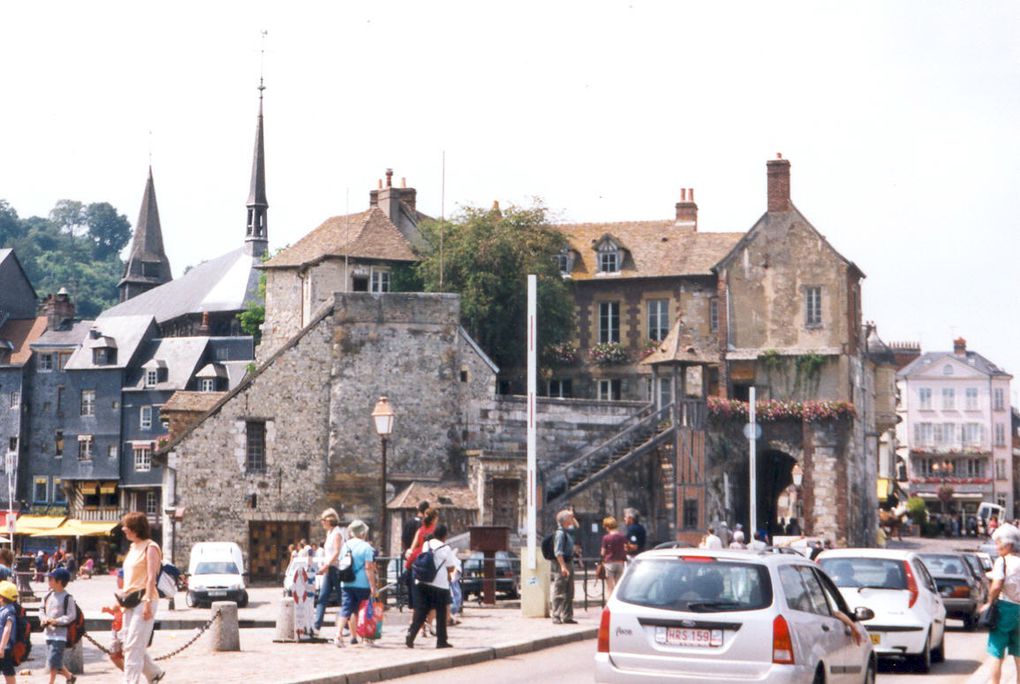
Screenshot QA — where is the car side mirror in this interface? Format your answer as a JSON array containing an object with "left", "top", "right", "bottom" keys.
[{"left": 853, "top": 606, "right": 875, "bottom": 622}]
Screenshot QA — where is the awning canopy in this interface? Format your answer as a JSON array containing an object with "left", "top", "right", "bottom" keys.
[
  {"left": 29, "top": 519, "right": 118, "bottom": 537},
  {"left": 14, "top": 515, "right": 67, "bottom": 535}
]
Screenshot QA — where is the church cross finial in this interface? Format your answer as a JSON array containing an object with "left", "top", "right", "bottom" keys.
[{"left": 258, "top": 30, "right": 268, "bottom": 98}]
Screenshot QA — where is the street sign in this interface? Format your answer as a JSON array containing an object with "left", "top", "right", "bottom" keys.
[{"left": 742, "top": 423, "right": 762, "bottom": 440}]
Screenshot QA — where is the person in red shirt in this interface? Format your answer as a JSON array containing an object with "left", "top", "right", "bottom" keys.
[
  {"left": 404, "top": 508, "right": 439, "bottom": 634},
  {"left": 600, "top": 517, "right": 628, "bottom": 593}
]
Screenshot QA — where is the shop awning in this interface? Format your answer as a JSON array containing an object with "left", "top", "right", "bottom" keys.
[
  {"left": 877, "top": 477, "right": 892, "bottom": 500},
  {"left": 79, "top": 481, "right": 99, "bottom": 495},
  {"left": 99, "top": 482, "right": 117, "bottom": 495},
  {"left": 30, "top": 519, "right": 118, "bottom": 537},
  {"left": 14, "top": 515, "right": 66, "bottom": 535}
]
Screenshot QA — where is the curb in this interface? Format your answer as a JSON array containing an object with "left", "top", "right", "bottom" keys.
[{"left": 280, "top": 627, "right": 598, "bottom": 684}]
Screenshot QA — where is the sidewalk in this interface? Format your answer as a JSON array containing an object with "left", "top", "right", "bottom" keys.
[{"left": 19, "top": 576, "right": 600, "bottom": 683}]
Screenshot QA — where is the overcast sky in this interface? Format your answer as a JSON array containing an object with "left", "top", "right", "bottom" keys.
[{"left": 1, "top": 1, "right": 1018, "bottom": 392}]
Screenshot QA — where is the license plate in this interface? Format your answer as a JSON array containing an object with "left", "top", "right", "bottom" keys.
[
  {"left": 869, "top": 633, "right": 881, "bottom": 645},
  {"left": 209, "top": 590, "right": 227, "bottom": 597},
  {"left": 656, "top": 627, "right": 722, "bottom": 647}
]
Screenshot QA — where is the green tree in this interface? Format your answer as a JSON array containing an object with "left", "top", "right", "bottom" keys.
[
  {"left": 85, "top": 202, "right": 132, "bottom": 259},
  {"left": 411, "top": 202, "right": 575, "bottom": 374}
]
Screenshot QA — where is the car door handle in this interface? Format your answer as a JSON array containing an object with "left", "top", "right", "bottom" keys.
[{"left": 821, "top": 624, "right": 831, "bottom": 632}]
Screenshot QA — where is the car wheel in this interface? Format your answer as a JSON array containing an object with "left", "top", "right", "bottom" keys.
[
  {"left": 912, "top": 631, "right": 932, "bottom": 674},
  {"left": 932, "top": 631, "right": 946, "bottom": 663},
  {"left": 237, "top": 591, "right": 249, "bottom": 608},
  {"left": 863, "top": 658, "right": 876, "bottom": 684},
  {"left": 185, "top": 591, "right": 197, "bottom": 608}
]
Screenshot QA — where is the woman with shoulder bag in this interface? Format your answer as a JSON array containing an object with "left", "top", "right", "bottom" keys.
[
  {"left": 119, "top": 511, "right": 165, "bottom": 684},
  {"left": 980, "top": 523, "right": 1020, "bottom": 684}
]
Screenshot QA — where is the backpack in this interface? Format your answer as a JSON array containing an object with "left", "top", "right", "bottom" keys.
[
  {"left": 541, "top": 533, "right": 557, "bottom": 561},
  {"left": 337, "top": 546, "right": 356, "bottom": 584},
  {"left": 10, "top": 603, "right": 31, "bottom": 666},
  {"left": 411, "top": 543, "right": 447, "bottom": 583},
  {"left": 157, "top": 562, "right": 181, "bottom": 598},
  {"left": 44, "top": 593, "right": 85, "bottom": 648}
]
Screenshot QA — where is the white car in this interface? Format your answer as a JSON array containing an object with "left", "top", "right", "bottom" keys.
[
  {"left": 817, "top": 549, "right": 946, "bottom": 673},
  {"left": 595, "top": 548, "right": 876, "bottom": 683}
]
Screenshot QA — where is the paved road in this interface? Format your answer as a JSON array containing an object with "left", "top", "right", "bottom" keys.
[{"left": 387, "top": 623, "right": 994, "bottom": 684}]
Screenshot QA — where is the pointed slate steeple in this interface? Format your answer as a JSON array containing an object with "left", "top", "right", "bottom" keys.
[
  {"left": 244, "top": 80, "right": 269, "bottom": 257},
  {"left": 118, "top": 167, "right": 173, "bottom": 303}
]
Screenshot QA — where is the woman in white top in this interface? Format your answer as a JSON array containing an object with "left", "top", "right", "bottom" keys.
[
  {"left": 981, "top": 523, "right": 1020, "bottom": 684},
  {"left": 313, "top": 508, "right": 345, "bottom": 634},
  {"left": 119, "top": 511, "right": 165, "bottom": 684}
]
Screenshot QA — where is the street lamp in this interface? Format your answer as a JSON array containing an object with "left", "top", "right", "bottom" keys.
[
  {"left": 371, "top": 396, "right": 395, "bottom": 557},
  {"left": 932, "top": 460, "right": 955, "bottom": 515}
]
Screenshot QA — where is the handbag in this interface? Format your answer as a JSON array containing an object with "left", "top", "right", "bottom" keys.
[
  {"left": 595, "top": 563, "right": 607, "bottom": 581},
  {"left": 979, "top": 602, "right": 999, "bottom": 630},
  {"left": 115, "top": 590, "right": 144, "bottom": 609},
  {"left": 337, "top": 547, "right": 356, "bottom": 583}
]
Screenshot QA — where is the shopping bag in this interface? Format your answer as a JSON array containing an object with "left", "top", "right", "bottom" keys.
[
  {"left": 372, "top": 600, "right": 384, "bottom": 639},
  {"left": 356, "top": 599, "right": 377, "bottom": 638}
]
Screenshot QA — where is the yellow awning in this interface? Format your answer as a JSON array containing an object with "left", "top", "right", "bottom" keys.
[
  {"left": 99, "top": 482, "right": 117, "bottom": 495},
  {"left": 29, "top": 519, "right": 118, "bottom": 537},
  {"left": 877, "top": 477, "right": 892, "bottom": 500},
  {"left": 14, "top": 515, "right": 67, "bottom": 535},
  {"left": 79, "top": 482, "right": 98, "bottom": 495}
]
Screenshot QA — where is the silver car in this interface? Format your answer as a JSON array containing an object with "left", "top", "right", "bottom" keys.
[{"left": 595, "top": 548, "right": 876, "bottom": 683}]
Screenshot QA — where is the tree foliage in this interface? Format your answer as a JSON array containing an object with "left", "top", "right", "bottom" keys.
[
  {"left": 0, "top": 198, "right": 132, "bottom": 318},
  {"left": 408, "top": 202, "right": 575, "bottom": 375}
]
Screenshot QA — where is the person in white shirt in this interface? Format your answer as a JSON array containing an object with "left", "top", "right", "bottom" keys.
[
  {"left": 703, "top": 526, "right": 723, "bottom": 549},
  {"left": 313, "top": 508, "right": 346, "bottom": 634},
  {"left": 405, "top": 524, "right": 454, "bottom": 649},
  {"left": 981, "top": 523, "right": 1020, "bottom": 684},
  {"left": 728, "top": 531, "right": 747, "bottom": 549}
]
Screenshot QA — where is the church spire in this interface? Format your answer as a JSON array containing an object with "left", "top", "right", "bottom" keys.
[
  {"left": 118, "top": 166, "right": 173, "bottom": 302},
  {"left": 244, "top": 78, "right": 269, "bottom": 257}
]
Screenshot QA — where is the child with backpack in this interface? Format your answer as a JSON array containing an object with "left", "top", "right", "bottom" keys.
[
  {"left": 39, "top": 568, "right": 79, "bottom": 684},
  {"left": 0, "top": 580, "right": 20, "bottom": 683}
]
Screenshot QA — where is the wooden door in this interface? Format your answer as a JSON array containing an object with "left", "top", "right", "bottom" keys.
[
  {"left": 491, "top": 479, "right": 519, "bottom": 530},
  {"left": 248, "top": 521, "right": 308, "bottom": 582}
]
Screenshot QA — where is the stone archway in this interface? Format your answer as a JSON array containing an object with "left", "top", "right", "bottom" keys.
[{"left": 757, "top": 449, "right": 797, "bottom": 539}]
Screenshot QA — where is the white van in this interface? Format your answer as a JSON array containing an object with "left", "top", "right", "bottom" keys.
[
  {"left": 977, "top": 502, "right": 1006, "bottom": 534},
  {"left": 187, "top": 542, "right": 248, "bottom": 608}
]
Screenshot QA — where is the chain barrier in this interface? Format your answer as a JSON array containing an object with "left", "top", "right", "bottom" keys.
[{"left": 82, "top": 610, "right": 221, "bottom": 663}]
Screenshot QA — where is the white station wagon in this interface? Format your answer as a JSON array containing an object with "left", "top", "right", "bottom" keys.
[{"left": 595, "top": 548, "right": 876, "bottom": 683}]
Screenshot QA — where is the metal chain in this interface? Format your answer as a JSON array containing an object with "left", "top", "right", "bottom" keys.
[{"left": 81, "top": 611, "right": 221, "bottom": 663}]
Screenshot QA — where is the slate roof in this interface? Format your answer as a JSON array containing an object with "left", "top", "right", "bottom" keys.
[
  {"left": 898, "top": 350, "right": 1012, "bottom": 379},
  {"left": 641, "top": 318, "right": 717, "bottom": 366},
  {"left": 557, "top": 221, "right": 743, "bottom": 280},
  {"left": 0, "top": 316, "right": 47, "bottom": 365},
  {"left": 65, "top": 315, "right": 156, "bottom": 370},
  {"left": 119, "top": 168, "right": 172, "bottom": 289},
  {"left": 99, "top": 248, "right": 261, "bottom": 323},
  {"left": 262, "top": 207, "right": 418, "bottom": 269},
  {"left": 124, "top": 337, "right": 209, "bottom": 391},
  {"left": 33, "top": 321, "right": 94, "bottom": 349}
]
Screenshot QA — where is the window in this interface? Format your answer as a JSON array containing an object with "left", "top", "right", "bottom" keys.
[
  {"left": 80, "top": 389, "right": 95, "bottom": 416},
  {"left": 941, "top": 423, "right": 956, "bottom": 447},
  {"left": 998, "top": 494, "right": 1008, "bottom": 509},
  {"left": 942, "top": 388, "right": 955, "bottom": 410},
  {"left": 56, "top": 385, "right": 64, "bottom": 414},
  {"left": 546, "top": 379, "right": 572, "bottom": 398},
  {"left": 709, "top": 298, "right": 719, "bottom": 333},
  {"left": 554, "top": 250, "right": 570, "bottom": 275},
  {"left": 55, "top": 431, "right": 63, "bottom": 457},
  {"left": 965, "top": 388, "right": 979, "bottom": 410},
  {"left": 962, "top": 458, "right": 984, "bottom": 478},
  {"left": 246, "top": 421, "right": 267, "bottom": 473},
  {"left": 598, "top": 249, "right": 619, "bottom": 274},
  {"left": 57, "top": 352, "right": 71, "bottom": 370},
  {"left": 8, "top": 391, "right": 18, "bottom": 409},
  {"left": 942, "top": 364, "right": 954, "bottom": 376},
  {"left": 596, "top": 379, "right": 621, "bottom": 401},
  {"left": 805, "top": 287, "right": 822, "bottom": 327},
  {"left": 53, "top": 479, "right": 65, "bottom": 504},
  {"left": 140, "top": 406, "right": 153, "bottom": 430},
  {"left": 370, "top": 270, "right": 390, "bottom": 293},
  {"left": 38, "top": 354, "right": 54, "bottom": 371},
  {"left": 682, "top": 499, "right": 699, "bottom": 530},
  {"left": 647, "top": 299, "right": 669, "bottom": 342},
  {"left": 77, "top": 435, "right": 93, "bottom": 461},
  {"left": 918, "top": 387, "right": 932, "bottom": 410},
  {"left": 962, "top": 423, "right": 983, "bottom": 447},
  {"left": 7, "top": 438, "right": 15, "bottom": 453},
  {"left": 996, "top": 459, "right": 1007, "bottom": 480},
  {"left": 145, "top": 370, "right": 158, "bottom": 387},
  {"left": 993, "top": 388, "right": 1005, "bottom": 411},
  {"left": 133, "top": 446, "right": 151, "bottom": 472},
  {"left": 108, "top": 445, "right": 118, "bottom": 459},
  {"left": 914, "top": 422, "right": 933, "bottom": 447},
  {"left": 200, "top": 378, "right": 216, "bottom": 392},
  {"left": 145, "top": 490, "right": 159, "bottom": 517},
  {"left": 779, "top": 565, "right": 830, "bottom": 615},
  {"left": 995, "top": 423, "right": 1007, "bottom": 447},
  {"left": 33, "top": 477, "right": 48, "bottom": 504},
  {"left": 598, "top": 301, "right": 620, "bottom": 344}
]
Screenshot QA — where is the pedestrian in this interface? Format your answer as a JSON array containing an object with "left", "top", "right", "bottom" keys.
[
  {"left": 728, "top": 531, "right": 747, "bottom": 549},
  {"left": 748, "top": 530, "right": 768, "bottom": 552},
  {"left": 990, "top": 515, "right": 1000, "bottom": 538},
  {"left": 80, "top": 556, "right": 94, "bottom": 580},
  {"left": 599, "top": 517, "right": 627, "bottom": 594},
  {"left": 118, "top": 511, "right": 165, "bottom": 684},
  {"left": 717, "top": 521, "right": 732, "bottom": 547},
  {"left": 40, "top": 567, "right": 78, "bottom": 684},
  {"left": 404, "top": 508, "right": 439, "bottom": 632},
  {"left": 623, "top": 509, "right": 647, "bottom": 560},
  {"left": 703, "top": 525, "right": 723, "bottom": 549},
  {"left": 401, "top": 501, "right": 429, "bottom": 610},
  {"left": 448, "top": 551, "right": 463, "bottom": 626},
  {"left": 405, "top": 524, "right": 454, "bottom": 649},
  {"left": 288, "top": 544, "right": 297, "bottom": 560},
  {"left": 981, "top": 523, "right": 1020, "bottom": 684},
  {"left": 551, "top": 509, "right": 578, "bottom": 624},
  {"left": 335, "top": 520, "right": 378, "bottom": 647},
  {"left": 313, "top": 508, "right": 345, "bottom": 637},
  {"left": 64, "top": 554, "right": 77, "bottom": 581},
  {"left": 100, "top": 570, "right": 125, "bottom": 671},
  {"left": 0, "top": 580, "right": 18, "bottom": 684},
  {"left": 0, "top": 550, "right": 12, "bottom": 582},
  {"left": 35, "top": 551, "right": 46, "bottom": 582}
]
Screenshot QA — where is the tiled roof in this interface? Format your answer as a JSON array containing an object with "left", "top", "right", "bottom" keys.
[
  {"left": 162, "top": 391, "right": 226, "bottom": 414},
  {"left": 263, "top": 207, "right": 418, "bottom": 269},
  {"left": 558, "top": 221, "right": 743, "bottom": 280},
  {"left": 387, "top": 481, "right": 479, "bottom": 511},
  {"left": 0, "top": 317, "right": 48, "bottom": 365},
  {"left": 641, "top": 319, "right": 718, "bottom": 366}
]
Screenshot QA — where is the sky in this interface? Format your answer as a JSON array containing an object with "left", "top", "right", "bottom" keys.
[{"left": 1, "top": 1, "right": 1018, "bottom": 392}]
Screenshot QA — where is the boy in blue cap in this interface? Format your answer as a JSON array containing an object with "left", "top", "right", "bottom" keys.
[{"left": 40, "top": 568, "right": 77, "bottom": 684}]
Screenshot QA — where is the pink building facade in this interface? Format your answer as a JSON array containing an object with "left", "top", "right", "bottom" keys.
[{"left": 897, "top": 338, "right": 1014, "bottom": 517}]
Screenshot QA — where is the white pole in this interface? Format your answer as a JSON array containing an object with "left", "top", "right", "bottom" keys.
[
  {"left": 749, "top": 387, "right": 757, "bottom": 540},
  {"left": 526, "top": 274, "right": 538, "bottom": 570}
]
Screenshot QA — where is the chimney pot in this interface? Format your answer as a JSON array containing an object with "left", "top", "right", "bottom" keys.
[
  {"left": 766, "top": 156, "right": 792, "bottom": 213},
  {"left": 680, "top": 188, "right": 686, "bottom": 201},
  {"left": 953, "top": 337, "right": 967, "bottom": 355},
  {"left": 385, "top": 168, "right": 393, "bottom": 188},
  {"left": 377, "top": 179, "right": 383, "bottom": 189},
  {"left": 401, "top": 177, "right": 406, "bottom": 188},
  {"left": 675, "top": 186, "right": 698, "bottom": 230}
]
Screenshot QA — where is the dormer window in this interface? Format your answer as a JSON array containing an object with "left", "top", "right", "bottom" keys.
[
  {"left": 200, "top": 378, "right": 217, "bottom": 392},
  {"left": 554, "top": 248, "right": 575, "bottom": 276},
  {"left": 599, "top": 248, "right": 619, "bottom": 273},
  {"left": 145, "top": 370, "right": 158, "bottom": 387},
  {"left": 93, "top": 348, "right": 116, "bottom": 365}
]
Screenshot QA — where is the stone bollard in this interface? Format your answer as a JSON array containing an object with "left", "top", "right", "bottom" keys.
[
  {"left": 210, "top": 601, "right": 240, "bottom": 652},
  {"left": 66, "top": 639, "right": 84, "bottom": 674},
  {"left": 273, "top": 597, "right": 297, "bottom": 642}
]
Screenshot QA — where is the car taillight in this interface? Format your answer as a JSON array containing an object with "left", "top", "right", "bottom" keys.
[
  {"left": 597, "top": 607, "right": 611, "bottom": 653},
  {"left": 903, "top": 561, "right": 919, "bottom": 608},
  {"left": 772, "top": 615, "right": 795, "bottom": 665},
  {"left": 951, "top": 585, "right": 970, "bottom": 599}
]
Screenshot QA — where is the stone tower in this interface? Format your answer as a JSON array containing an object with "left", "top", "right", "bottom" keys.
[{"left": 118, "top": 167, "right": 173, "bottom": 302}]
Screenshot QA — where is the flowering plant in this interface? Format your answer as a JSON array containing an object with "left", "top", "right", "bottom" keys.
[
  {"left": 638, "top": 338, "right": 661, "bottom": 360},
  {"left": 589, "top": 342, "right": 630, "bottom": 366},
  {"left": 546, "top": 342, "right": 578, "bottom": 365},
  {"left": 707, "top": 397, "right": 857, "bottom": 422}
]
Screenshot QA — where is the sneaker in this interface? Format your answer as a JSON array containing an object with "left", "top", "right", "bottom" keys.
[
  {"left": 551, "top": 617, "right": 562, "bottom": 624},
  {"left": 436, "top": 642, "right": 453, "bottom": 649},
  {"left": 405, "top": 634, "right": 415, "bottom": 649},
  {"left": 331, "top": 638, "right": 344, "bottom": 648},
  {"left": 351, "top": 637, "right": 359, "bottom": 645},
  {"left": 562, "top": 619, "right": 578, "bottom": 624}
]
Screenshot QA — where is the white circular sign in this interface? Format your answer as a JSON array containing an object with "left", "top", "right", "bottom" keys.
[{"left": 743, "top": 423, "right": 762, "bottom": 440}]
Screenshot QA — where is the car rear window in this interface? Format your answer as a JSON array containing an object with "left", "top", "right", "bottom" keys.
[
  {"left": 818, "top": 557, "right": 906, "bottom": 589},
  {"left": 918, "top": 555, "right": 968, "bottom": 576},
  {"left": 615, "top": 557, "right": 772, "bottom": 612}
]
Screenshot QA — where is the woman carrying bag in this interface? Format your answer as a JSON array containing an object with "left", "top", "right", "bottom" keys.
[
  {"left": 980, "top": 523, "right": 1020, "bottom": 684},
  {"left": 119, "top": 512, "right": 165, "bottom": 684}
]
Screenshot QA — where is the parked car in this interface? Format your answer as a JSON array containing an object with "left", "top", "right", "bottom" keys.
[
  {"left": 959, "top": 552, "right": 992, "bottom": 607},
  {"left": 461, "top": 551, "right": 519, "bottom": 600},
  {"left": 187, "top": 542, "right": 249, "bottom": 608},
  {"left": 917, "top": 553, "right": 984, "bottom": 629},
  {"left": 595, "top": 548, "right": 876, "bottom": 683},
  {"left": 817, "top": 549, "right": 946, "bottom": 672}
]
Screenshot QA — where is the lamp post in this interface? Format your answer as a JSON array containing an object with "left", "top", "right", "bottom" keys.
[{"left": 371, "top": 396, "right": 395, "bottom": 557}]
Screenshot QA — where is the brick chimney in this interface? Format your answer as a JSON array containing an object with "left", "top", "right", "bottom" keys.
[
  {"left": 40, "top": 288, "right": 75, "bottom": 331},
  {"left": 674, "top": 188, "right": 698, "bottom": 230},
  {"left": 953, "top": 337, "right": 967, "bottom": 356},
  {"left": 368, "top": 168, "right": 416, "bottom": 220},
  {"left": 767, "top": 153, "right": 792, "bottom": 213}
]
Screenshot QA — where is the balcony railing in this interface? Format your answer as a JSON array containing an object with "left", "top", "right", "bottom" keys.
[{"left": 76, "top": 508, "right": 124, "bottom": 522}]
